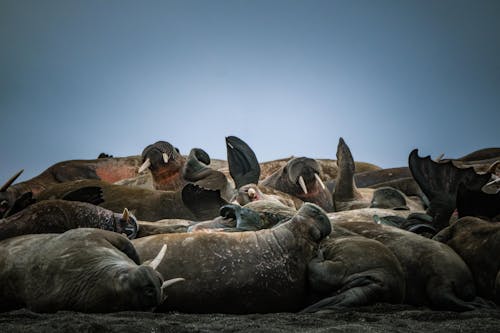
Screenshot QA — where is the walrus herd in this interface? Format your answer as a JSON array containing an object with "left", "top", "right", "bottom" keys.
[{"left": 0, "top": 136, "right": 499, "bottom": 314}]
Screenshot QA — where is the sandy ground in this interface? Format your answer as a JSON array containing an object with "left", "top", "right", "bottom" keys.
[{"left": 1, "top": 304, "right": 500, "bottom": 333}]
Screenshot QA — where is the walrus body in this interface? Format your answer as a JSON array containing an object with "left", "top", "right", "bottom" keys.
[
  {"left": 132, "top": 203, "right": 332, "bottom": 313},
  {"left": 37, "top": 180, "right": 226, "bottom": 221},
  {"left": 434, "top": 216, "right": 500, "bottom": 304},
  {"left": 337, "top": 221, "right": 484, "bottom": 311},
  {"left": 0, "top": 228, "right": 180, "bottom": 312},
  {"left": 303, "top": 228, "right": 405, "bottom": 312},
  {"left": 0, "top": 199, "right": 137, "bottom": 241}
]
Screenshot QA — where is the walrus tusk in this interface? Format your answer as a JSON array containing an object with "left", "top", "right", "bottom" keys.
[
  {"left": 298, "top": 176, "right": 308, "bottom": 195},
  {"left": 161, "top": 277, "right": 185, "bottom": 290},
  {"left": 248, "top": 187, "right": 257, "bottom": 200},
  {"left": 138, "top": 158, "right": 151, "bottom": 173},
  {"left": 148, "top": 244, "right": 167, "bottom": 270},
  {"left": 486, "top": 161, "right": 500, "bottom": 174},
  {"left": 434, "top": 153, "right": 445, "bottom": 162},
  {"left": 162, "top": 153, "right": 170, "bottom": 164},
  {"left": 122, "top": 208, "right": 129, "bottom": 221},
  {"left": 314, "top": 173, "right": 326, "bottom": 190},
  {"left": 0, "top": 169, "right": 24, "bottom": 192}
]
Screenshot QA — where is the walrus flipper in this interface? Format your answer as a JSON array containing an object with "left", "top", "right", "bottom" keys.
[
  {"left": 182, "top": 184, "right": 228, "bottom": 220},
  {"left": 226, "top": 136, "right": 261, "bottom": 189},
  {"left": 456, "top": 183, "right": 500, "bottom": 220},
  {"left": 3, "top": 191, "right": 36, "bottom": 217},
  {"left": 408, "top": 149, "right": 491, "bottom": 230},
  {"left": 334, "top": 137, "right": 361, "bottom": 201},
  {"left": 61, "top": 186, "right": 104, "bottom": 205}
]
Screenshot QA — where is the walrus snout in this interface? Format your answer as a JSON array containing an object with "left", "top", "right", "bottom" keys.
[{"left": 298, "top": 203, "right": 332, "bottom": 240}]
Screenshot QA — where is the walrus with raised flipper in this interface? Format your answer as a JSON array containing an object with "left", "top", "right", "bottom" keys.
[
  {"left": 336, "top": 220, "right": 491, "bottom": 311},
  {"left": 0, "top": 228, "right": 184, "bottom": 312},
  {"left": 36, "top": 180, "right": 227, "bottom": 222},
  {"left": 333, "top": 138, "right": 425, "bottom": 212},
  {"left": 433, "top": 216, "right": 500, "bottom": 304},
  {"left": 0, "top": 198, "right": 138, "bottom": 241},
  {"left": 408, "top": 149, "right": 492, "bottom": 231},
  {"left": 132, "top": 203, "right": 331, "bottom": 313}
]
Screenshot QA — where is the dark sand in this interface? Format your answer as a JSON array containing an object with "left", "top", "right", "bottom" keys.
[{"left": 1, "top": 304, "right": 499, "bottom": 333}]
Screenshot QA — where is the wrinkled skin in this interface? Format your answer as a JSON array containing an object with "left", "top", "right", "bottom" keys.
[
  {"left": 337, "top": 221, "right": 489, "bottom": 311},
  {"left": 0, "top": 199, "right": 137, "bottom": 241},
  {"left": 133, "top": 203, "right": 332, "bottom": 313},
  {"left": 261, "top": 157, "right": 334, "bottom": 212},
  {"left": 303, "top": 225, "right": 405, "bottom": 312},
  {"left": 233, "top": 183, "right": 302, "bottom": 209},
  {"left": 0, "top": 228, "right": 177, "bottom": 312},
  {"left": 37, "top": 180, "right": 227, "bottom": 222},
  {"left": 178, "top": 201, "right": 406, "bottom": 311},
  {"left": 434, "top": 217, "right": 500, "bottom": 304}
]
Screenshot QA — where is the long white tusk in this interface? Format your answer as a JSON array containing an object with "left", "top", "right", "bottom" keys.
[
  {"left": 161, "top": 277, "right": 185, "bottom": 290},
  {"left": 435, "top": 153, "right": 444, "bottom": 162},
  {"left": 0, "top": 169, "right": 24, "bottom": 192},
  {"left": 162, "top": 153, "right": 170, "bottom": 164},
  {"left": 122, "top": 208, "right": 129, "bottom": 221},
  {"left": 314, "top": 173, "right": 326, "bottom": 190},
  {"left": 148, "top": 244, "right": 167, "bottom": 270},
  {"left": 486, "top": 177, "right": 500, "bottom": 187},
  {"left": 298, "top": 176, "right": 308, "bottom": 195},
  {"left": 138, "top": 158, "right": 151, "bottom": 173}
]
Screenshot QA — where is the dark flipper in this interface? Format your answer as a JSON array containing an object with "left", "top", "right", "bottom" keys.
[
  {"left": 456, "top": 183, "right": 500, "bottom": 220},
  {"left": 61, "top": 186, "right": 104, "bottom": 205},
  {"left": 408, "top": 149, "right": 491, "bottom": 231},
  {"left": 226, "top": 136, "right": 261, "bottom": 189},
  {"left": 334, "top": 137, "right": 361, "bottom": 202},
  {"left": 182, "top": 183, "right": 228, "bottom": 220},
  {"left": 3, "top": 191, "right": 36, "bottom": 217}
]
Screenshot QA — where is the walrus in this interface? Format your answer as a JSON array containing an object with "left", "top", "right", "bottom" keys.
[
  {"left": 434, "top": 216, "right": 500, "bottom": 304},
  {"left": 0, "top": 228, "right": 183, "bottom": 312},
  {"left": 408, "top": 149, "right": 492, "bottom": 231},
  {"left": 261, "top": 157, "right": 333, "bottom": 212},
  {"left": 302, "top": 224, "right": 406, "bottom": 312},
  {"left": 333, "top": 138, "right": 424, "bottom": 212},
  {"left": 0, "top": 199, "right": 138, "bottom": 241},
  {"left": 336, "top": 221, "right": 491, "bottom": 311},
  {"left": 132, "top": 203, "right": 332, "bottom": 313},
  {"left": 36, "top": 180, "right": 227, "bottom": 221},
  {"left": 183, "top": 201, "right": 407, "bottom": 311}
]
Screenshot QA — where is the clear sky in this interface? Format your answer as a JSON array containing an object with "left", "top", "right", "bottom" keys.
[{"left": 1, "top": 0, "right": 499, "bottom": 182}]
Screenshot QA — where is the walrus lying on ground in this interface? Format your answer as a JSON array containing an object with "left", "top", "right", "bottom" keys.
[
  {"left": 36, "top": 180, "right": 227, "bottom": 221},
  {"left": 0, "top": 199, "right": 137, "bottom": 241},
  {"left": 333, "top": 138, "right": 425, "bottom": 212},
  {"left": 337, "top": 221, "right": 493, "bottom": 311},
  {"left": 132, "top": 203, "right": 331, "bottom": 313},
  {"left": 0, "top": 228, "right": 183, "bottom": 312},
  {"left": 434, "top": 216, "right": 500, "bottom": 305}
]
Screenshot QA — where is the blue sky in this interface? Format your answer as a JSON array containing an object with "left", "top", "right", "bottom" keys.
[{"left": 1, "top": 0, "right": 499, "bottom": 182}]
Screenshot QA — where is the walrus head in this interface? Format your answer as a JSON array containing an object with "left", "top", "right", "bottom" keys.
[
  {"left": 276, "top": 157, "right": 333, "bottom": 212},
  {"left": 139, "top": 141, "right": 183, "bottom": 173},
  {"left": 115, "top": 244, "right": 185, "bottom": 311},
  {"left": 290, "top": 203, "right": 332, "bottom": 242}
]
